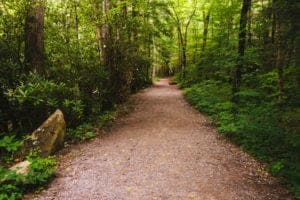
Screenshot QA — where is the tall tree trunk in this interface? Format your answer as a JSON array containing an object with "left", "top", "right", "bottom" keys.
[
  {"left": 211, "top": 16, "right": 214, "bottom": 38},
  {"left": 192, "top": 28, "right": 199, "bottom": 63},
  {"left": 177, "top": 27, "right": 183, "bottom": 75},
  {"left": 247, "top": 4, "right": 252, "bottom": 45},
  {"left": 291, "top": 0, "right": 300, "bottom": 88},
  {"left": 24, "top": 0, "right": 46, "bottom": 75},
  {"left": 101, "top": 0, "right": 111, "bottom": 68},
  {"left": 227, "top": 16, "right": 233, "bottom": 46},
  {"left": 171, "top": 5, "right": 195, "bottom": 80},
  {"left": 274, "top": 1, "right": 284, "bottom": 105},
  {"left": 183, "top": 9, "right": 195, "bottom": 79},
  {"left": 182, "top": 43, "right": 187, "bottom": 78},
  {"left": 202, "top": 10, "right": 210, "bottom": 52},
  {"left": 132, "top": 2, "right": 138, "bottom": 41},
  {"left": 296, "top": 37, "right": 300, "bottom": 88},
  {"left": 96, "top": 25, "right": 102, "bottom": 63},
  {"left": 93, "top": 0, "right": 102, "bottom": 63},
  {"left": 73, "top": 0, "right": 80, "bottom": 70},
  {"left": 232, "top": 0, "right": 251, "bottom": 103},
  {"left": 152, "top": 36, "right": 156, "bottom": 80},
  {"left": 271, "top": 0, "right": 276, "bottom": 44},
  {"left": 178, "top": 26, "right": 185, "bottom": 79}
]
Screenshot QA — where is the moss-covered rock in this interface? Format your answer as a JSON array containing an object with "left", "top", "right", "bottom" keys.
[{"left": 23, "top": 109, "right": 66, "bottom": 157}]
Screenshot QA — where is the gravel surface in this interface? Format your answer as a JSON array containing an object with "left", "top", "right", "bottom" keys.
[{"left": 26, "top": 78, "right": 292, "bottom": 200}]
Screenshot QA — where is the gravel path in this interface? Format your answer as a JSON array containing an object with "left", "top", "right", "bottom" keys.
[{"left": 28, "top": 78, "right": 292, "bottom": 200}]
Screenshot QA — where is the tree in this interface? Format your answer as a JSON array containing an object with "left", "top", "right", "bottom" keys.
[
  {"left": 232, "top": 0, "right": 252, "bottom": 103},
  {"left": 202, "top": 10, "right": 210, "bottom": 52},
  {"left": 24, "top": 0, "right": 46, "bottom": 75},
  {"left": 169, "top": 1, "right": 196, "bottom": 79}
]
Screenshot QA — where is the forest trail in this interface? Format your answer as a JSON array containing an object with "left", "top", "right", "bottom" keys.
[{"left": 28, "top": 78, "right": 291, "bottom": 200}]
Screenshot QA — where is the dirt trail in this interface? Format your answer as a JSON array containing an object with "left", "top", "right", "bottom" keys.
[{"left": 29, "top": 78, "right": 292, "bottom": 200}]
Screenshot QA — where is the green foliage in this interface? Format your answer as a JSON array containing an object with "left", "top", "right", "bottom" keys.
[
  {"left": 96, "top": 112, "right": 116, "bottom": 128},
  {"left": 131, "top": 58, "right": 152, "bottom": 92},
  {"left": 184, "top": 80, "right": 231, "bottom": 115},
  {"left": 67, "top": 123, "right": 96, "bottom": 141},
  {"left": 177, "top": 0, "right": 299, "bottom": 197},
  {"left": 26, "top": 157, "right": 56, "bottom": 187},
  {"left": 67, "top": 111, "right": 116, "bottom": 141},
  {"left": 0, "top": 0, "right": 155, "bottom": 138},
  {"left": 0, "top": 166, "right": 24, "bottom": 200},
  {"left": 269, "top": 161, "right": 285, "bottom": 176},
  {"left": 258, "top": 71, "right": 280, "bottom": 101},
  {"left": 0, "top": 136, "right": 22, "bottom": 153},
  {"left": 0, "top": 156, "right": 56, "bottom": 200},
  {"left": 184, "top": 81, "right": 300, "bottom": 198},
  {"left": 0, "top": 135, "right": 23, "bottom": 163},
  {"left": 4, "top": 74, "right": 84, "bottom": 132}
]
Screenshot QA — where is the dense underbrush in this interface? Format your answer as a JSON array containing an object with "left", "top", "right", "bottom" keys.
[
  {"left": 0, "top": 156, "right": 56, "bottom": 199},
  {"left": 183, "top": 79, "right": 300, "bottom": 197}
]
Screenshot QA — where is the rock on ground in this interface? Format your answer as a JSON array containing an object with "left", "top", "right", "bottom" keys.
[
  {"left": 23, "top": 109, "right": 66, "bottom": 157},
  {"left": 9, "top": 160, "right": 31, "bottom": 175}
]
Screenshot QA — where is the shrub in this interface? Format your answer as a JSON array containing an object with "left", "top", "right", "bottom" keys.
[
  {"left": 0, "top": 166, "right": 24, "bottom": 200},
  {"left": 0, "top": 156, "right": 56, "bottom": 200},
  {"left": 5, "top": 73, "right": 84, "bottom": 133},
  {"left": 96, "top": 111, "right": 116, "bottom": 128},
  {"left": 183, "top": 81, "right": 300, "bottom": 197},
  {"left": 184, "top": 80, "right": 231, "bottom": 115},
  {"left": 67, "top": 111, "right": 116, "bottom": 141},
  {"left": 67, "top": 123, "right": 96, "bottom": 141},
  {"left": 0, "top": 135, "right": 23, "bottom": 154},
  {"left": 0, "top": 135, "right": 23, "bottom": 163},
  {"left": 26, "top": 156, "right": 56, "bottom": 187}
]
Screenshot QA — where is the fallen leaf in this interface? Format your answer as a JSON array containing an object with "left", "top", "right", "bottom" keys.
[{"left": 127, "top": 186, "right": 133, "bottom": 192}]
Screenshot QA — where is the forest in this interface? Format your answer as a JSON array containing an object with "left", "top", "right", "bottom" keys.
[{"left": 0, "top": 0, "right": 299, "bottom": 199}]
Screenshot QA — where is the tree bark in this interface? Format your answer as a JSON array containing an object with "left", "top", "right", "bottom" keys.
[
  {"left": 274, "top": 1, "right": 284, "bottom": 105},
  {"left": 93, "top": 0, "right": 103, "bottom": 64},
  {"left": 232, "top": 0, "right": 251, "bottom": 103},
  {"left": 132, "top": 2, "right": 138, "bottom": 41},
  {"left": 202, "top": 10, "right": 210, "bottom": 52},
  {"left": 296, "top": 37, "right": 300, "bottom": 88},
  {"left": 73, "top": 0, "right": 80, "bottom": 70},
  {"left": 247, "top": 5, "right": 252, "bottom": 46},
  {"left": 101, "top": 0, "right": 111, "bottom": 68},
  {"left": 24, "top": 0, "right": 46, "bottom": 75},
  {"left": 170, "top": 5, "right": 195, "bottom": 79}
]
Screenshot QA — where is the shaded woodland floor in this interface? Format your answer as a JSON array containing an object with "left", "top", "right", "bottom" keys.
[{"left": 26, "top": 78, "right": 292, "bottom": 200}]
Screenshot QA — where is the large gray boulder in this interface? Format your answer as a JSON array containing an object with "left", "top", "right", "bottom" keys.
[{"left": 23, "top": 109, "right": 66, "bottom": 157}]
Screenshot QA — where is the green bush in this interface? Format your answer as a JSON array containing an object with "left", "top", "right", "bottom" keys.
[
  {"left": 0, "top": 156, "right": 56, "bottom": 200},
  {"left": 67, "top": 111, "right": 116, "bottom": 141},
  {"left": 0, "top": 166, "right": 24, "bottom": 200},
  {"left": 26, "top": 156, "right": 56, "bottom": 187},
  {"left": 0, "top": 136, "right": 23, "bottom": 154},
  {"left": 0, "top": 135, "right": 23, "bottom": 163},
  {"left": 184, "top": 80, "right": 231, "bottom": 115},
  {"left": 5, "top": 73, "right": 84, "bottom": 133},
  {"left": 67, "top": 123, "right": 96, "bottom": 141},
  {"left": 130, "top": 56, "right": 152, "bottom": 92},
  {"left": 183, "top": 81, "right": 300, "bottom": 198},
  {"left": 96, "top": 112, "right": 116, "bottom": 128}
]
